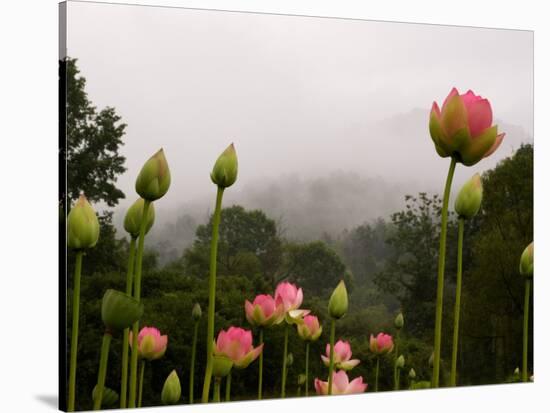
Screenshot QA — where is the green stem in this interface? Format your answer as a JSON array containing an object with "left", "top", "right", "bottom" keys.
[
  {"left": 396, "top": 368, "right": 401, "bottom": 391},
  {"left": 68, "top": 250, "right": 83, "bottom": 412},
  {"left": 225, "top": 371, "right": 232, "bottom": 401},
  {"left": 138, "top": 360, "right": 145, "bottom": 407},
  {"left": 393, "top": 330, "right": 400, "bottom": 390},
  {"left": 258, "top": 328, "right": 264, "bottom": 400},
  {"left": 201, "top": 187, "right": 225, "bottom": 403},
  {"left": 327, "top": 318, "right": 336, "bottom": 395},
  {"left": 213, "top": 378, "right": 221, "bottom": 402},
  {"left": 432, "top": 157, "right": 457, "bottom": 388},
  {"left": 281, "top": 323, "right": 289, "bottom": 398},
  {"left": 129, "top": 199, "right": 152, "bottom": 407},
  {"left": 189, "top": 321, "right": 199, "bottom": 404},
  {"left": 450, "top": 218, "right": 464, "bottom": 387},
  {"left": 305, "top": 341, "right": 310, "bottom": 397},
  {"left": 93, "top": 332, "right": 113, "bottom": 410},
  {"left": 522, "top": 279, "right": 531, "bottom": 382},
  {"left": 120, "top": 237, "right": 136, "bottom": 408},
  {"left": 375, "top": 357, "right": 380, "bottom": 392}
]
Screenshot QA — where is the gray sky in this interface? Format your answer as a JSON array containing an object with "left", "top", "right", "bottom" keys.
[{"left": 66, "top": 1, "right": 533, "bottom": 226}]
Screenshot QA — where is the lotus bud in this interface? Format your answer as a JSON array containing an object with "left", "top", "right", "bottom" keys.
[
  {"left": 328, "top": 280, "right": 348, "bottom": 319},
  {"left": 67, "top": 193, "right": 100, "bottom": 249},
  {"left": 408, "top": 368, "right": 416, "bottom": 380},
  {"left": 519, "top": 242, "right": 533, "bottom": 278},
  {"left": 298, "top": 374, "right": 306, "bottom": 386},
  {"left": 161, "top": 370, "right": 181, "bottom": 405},
  {"left": 513, "top": 367, "right": 520, "bottom": 380},
  {"left": 210, "top": 143, "right": 238, "bottom": 188},
  {"left": 192, "top": 302, "right": 202, "bottom": 322},
  {"left": 454, "top": 173, "right": 483, "bottom": 219},
  {"left": 286, "top": 352, "right": 294, "bottom": 367},
  {"left": 92, "top": 385, "right": 119, "bottom": 407},
  {"left": 135, "top": 148, "right": 171, "bottom": 201},
  {"left": 396, "top": 355, "right": 405, "bottom": 369},
  {"left": 101, "top": 289, "right": 143, "bottom": 331},
  {"left": 394, "top": 312, "right": 404, "bottom": 330},
  {"left": 123, "top": 198, "right": 156, "bottom": 238},
  {"left": 212, "top": 354, "right": 233, "bottom": 378}
]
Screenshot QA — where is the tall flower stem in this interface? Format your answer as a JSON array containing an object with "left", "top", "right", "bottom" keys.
[
  {"left": 120, "top": 237, "right": 136, "bottom": 408},
  {"left": 138, "top": 360, "right": 145, "bottom": 407},
  {"left": 225, "top": 372, "right": 232, "bottom": 401},
  {"left": 128, "top": 199, "right": 152, "bottom": 407},
  {"left": 213, "top": 378, "right": 221, "bottom": 402},
  {"left": 201, "top": 187, "right": 225, "bottom": 403},
  {"left": 450, "top": 218, "right": 464, "bottom": 386},
  {"left": 281, "top": 323, "right": 289, "bottom": 397},
  {"left": 522, "top": 278, "right": 531, "bottom": 382},
  {"left": 432, "top": 158, "right": 457, "bottom": 387},
  {"left": 93, "top": 332, "right": 113, "bottom": 410},
  {"left": 68, "top": 250, "right": 84, "bottom": 412},
  {"left": 375, "top": 357, "right": 380, "bottom": 392},
  {"left": 257, "top": 328, "right": 264, "bottom": 400},
  {"left": 305, "top": 342, "right": 310, "bottom": 396},
  {"left": 189, "top": 320, "right": 199, "bottom": 404},
  {"left": 393, "top": 330, "right": 400, "bottom": 390},
  {"left": 327, "top": 319, "right": 336, "bottom": 395}
]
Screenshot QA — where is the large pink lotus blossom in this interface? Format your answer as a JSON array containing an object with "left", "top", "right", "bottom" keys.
[
  {"left": 321, "top": 340, "right": 360, "bottom": 370},
  {"left": 129, "top": 326, "right": 168, "bottom": 361},
  {"left": 369, "top": 333, "right": 394, "bottom": 355},
  {"left": 314, "top": 370, "right": 367, "bottom": 395},
  {"left": 297, "top": 315, "right": 323, "bottom": 342},
  {"left": 274, "top": 281, "right": 310, "bottom": 322},
  {"left": 214, "top": 327, "right": 264, "bottom": 369},
  {"left": 429, "top": 87, "right": 504, "bottom": 166},
  {"left": 244, "top": 294, "right": 285, "bottom": 328}
]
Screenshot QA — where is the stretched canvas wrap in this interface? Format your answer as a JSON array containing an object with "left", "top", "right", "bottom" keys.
[{"left": 59, "top": 1, "right": 534, "bottom": 411}]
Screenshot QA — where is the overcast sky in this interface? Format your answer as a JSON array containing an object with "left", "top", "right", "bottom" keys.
[{"left": 66, "top": 1, "right": 533, "bottom": 217}]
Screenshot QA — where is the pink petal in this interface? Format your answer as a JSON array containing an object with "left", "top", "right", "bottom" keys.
[
  {"left": 483, "top": 132, "right": 505, "bottom": 158},
  {"left": 295, "top": 288, "right": 304, "bottom": 309},
  {"left": 244, "top": 300, "right": 254, "bottom": 319},
  {"left": 321, "top": 355, "right": 330, "bottom": 367},
  {"left": 314, "top": 378, "right": 328, "bottom": 395},
  {"left": 155, "top": 335, "right": 168, "bottom": 354},
  {"left": 332, "top": 370, "right": 350, "bottom": 393},
  {"left": 347, "top": 376, "right": 367, "bottom": 394},
  {"left": 431, "top": 101, "right": 441, "bottom": 119},
  {"left": 442, "top": 87, "right": 459, "bottom": 111},
  {"left": 465, "top": 97, "right": 493, "bottom": 138}
]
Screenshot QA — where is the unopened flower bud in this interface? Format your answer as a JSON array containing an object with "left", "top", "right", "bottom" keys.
[
  {"left": 328, "top": 280, "right": 348, "bottom": 319},
  {"left": 396, "top": 354, "right": 405, "bottom": 369},
  {"left": 408, "top": 368, "right": 416, "bottom": 380},
  {"left": 92, "top": 385, "right": 119, "bottom": 407},
  {"left": 124, "top": 198, "right": 155, "bottom": 238},
  {"left": 286, "top": 352, "right": 294, "bottom": 367},
  {"left": 68, "top": 193, "right": 100, "bottom": 249},
  {"left": 519, "top": 242, "right": 533, "bottom": 278},
  {"left": 210, "top": 143, "right": 238, "bottom": 188},
  {"left": 101, "top": 289, "right": 143, "bottom": 331},
  {"left": 135, "top": 148, "right": 171, "bottom": 201},
  {"left": 161, "top": 370, "right": 181, "bottom": 405},
  {"left": 454, "top": 173, "right": 483, "bottom": 219},
  {"left": 192, "top": 303, "right": 202, "bottom": 321},
  {"left": 394, "top": 313, "right": 404, "bottom": 330},
  {"left": 212, "top": 354, "right": 233, "bottom": 378},
  {"left": 298, "top": 373, "right": 306, "bottom": 386}
]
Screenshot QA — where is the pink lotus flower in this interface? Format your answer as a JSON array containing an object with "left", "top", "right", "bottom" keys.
[
  {"left": 275, "top": 281, "right": 310, "bottom": 322},
  {"left": 321, "top": 340, "right": 360, "bottom": 370},
  {"left": 245, "top": 294, "right": 285, "bottom": 328},
  {"left": 214, "top": 327, "right": 264, "bottom": 369},
  {"left": 369, "top": 333, "right": 394, "bottom": 355},
  {"left": 314, "top": 370, "right": 367, "bottom": 395},
  {"left": 429, "top": 87, "right": 505, "bottom": 166},
  {"left": 297, "top": 315, "right": 323, "bottom": 342},
  {"left": 129, "top": 326, "right": 168, "bottom": 361}
]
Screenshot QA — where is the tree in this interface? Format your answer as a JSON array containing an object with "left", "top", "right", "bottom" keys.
[{"left": 65, "top": 57, "right": 127, "bottom": 207}]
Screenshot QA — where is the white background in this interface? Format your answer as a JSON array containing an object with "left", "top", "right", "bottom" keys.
[{"left": 0, "top": 1, "right": 547, "bottom": 412}]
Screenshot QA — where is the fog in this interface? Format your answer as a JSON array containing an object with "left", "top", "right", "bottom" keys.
[{"left": 65, "top": 2, "right": 533, "bottom": 261}]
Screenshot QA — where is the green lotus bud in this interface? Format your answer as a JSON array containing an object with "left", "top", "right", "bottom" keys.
[
  {"left": 135, "top": 148, "right": 171, "bottom": 201},
  {"left": 454, "top": 173, "right": 483, "bottom": 219},
  {"left": 328, "top": 280, "right": 348, "bottom": 319},
  {"left": 161, "top": 370, "right": 181, "bottom": 405},
  {"left": 394, "top": 312, "right": 404, "bottom": 330},
  {"left": 212, "top": 354, "right": 233, "bottom": 378},
  {"left": 210, "top": 143, "right": 238, "bottom": 188},
  {"left": 396, "top": 354, "right": 405, "bottom": 369},
  {"left": 101, "top": 289, "right": 144, "bottom": 331},
  {"left": 92, "top": 385, "right": 119, "bottom": 407},
  {"left": 67, "top": 193, "right": 100, "bottom": 249},
  {"left": 519, "top": 242, "right": 533, "bottom": 278},
  {"left": 513, "top": 367, "right": 520, "bottom": 379},
  {"left": 286, "top": 352, "right": 294, "bottom": 367},
  {"left": 192, "top": 303, "right": 202, "bottom": 322},
  {"left": 408, "top": 368, "right": 416, "bottom": 380},
  {"left": 297, "top": 373, "right": 306, "bottom": 386},
  {"left": 124, "top": 198, "right": 156, "bottom": 238}
]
